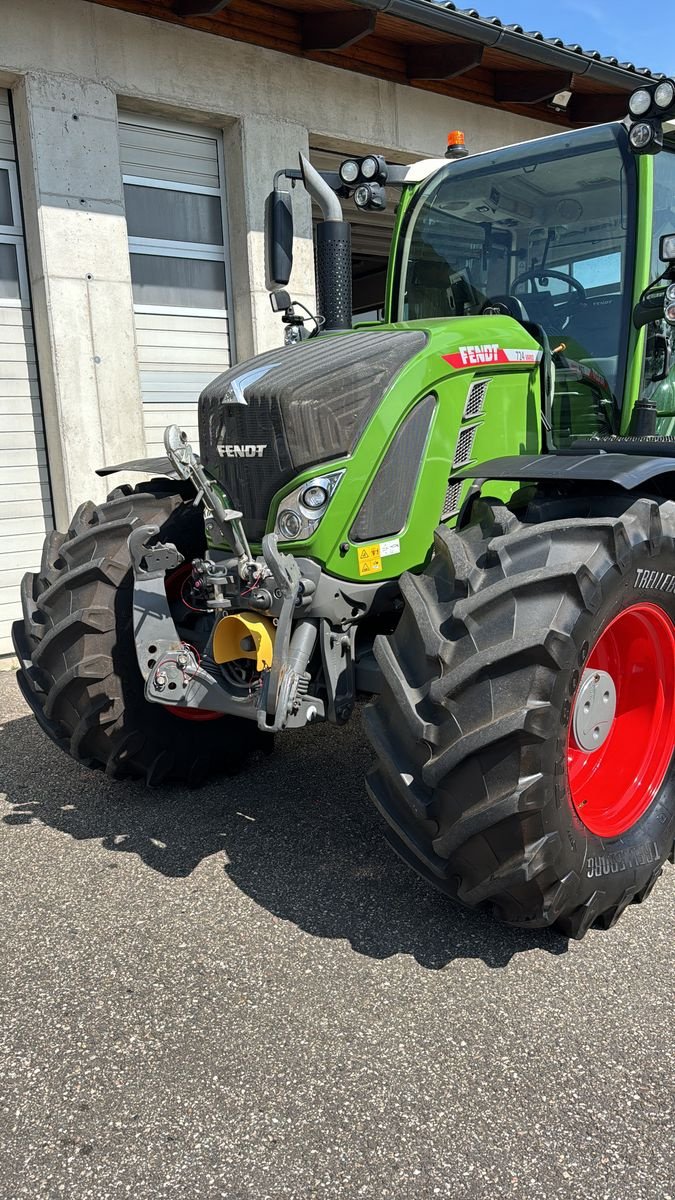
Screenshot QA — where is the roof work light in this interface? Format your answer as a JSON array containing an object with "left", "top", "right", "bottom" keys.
[
  {"left": 627, "top": 78, "right": 675, "bottom": 154},
  {"left": 353, "top": 182, "right": 386, "bottom": 211},
  {"left": 338, "top": 155, "right": 388, "bottom": 188},
  {"left": 629, "top": 119, "right": 664, "bottom": 155}
]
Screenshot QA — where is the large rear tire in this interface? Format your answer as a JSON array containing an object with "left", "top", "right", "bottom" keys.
[
  {"left": 365, "top": 493, "right": 675, "bottom": 937},
  {"left": 13, "top": 479, "right": 266, "bottom": 784}
]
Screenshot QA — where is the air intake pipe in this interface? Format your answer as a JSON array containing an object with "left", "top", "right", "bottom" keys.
[{"left": 299, "top": 153, "right": 352, "bottom": 332}]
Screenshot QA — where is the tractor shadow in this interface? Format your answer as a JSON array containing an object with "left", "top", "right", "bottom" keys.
[{"left": 0, "top": 702, "right": 569, "bottom": 969}]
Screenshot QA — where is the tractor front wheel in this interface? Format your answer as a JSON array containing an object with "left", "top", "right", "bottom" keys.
[
  {"left": 13, "top": 479, "right": 266, "bottom": 784},
  {"left": 365, "top": 493, "right": 675, "bottom": 937}
]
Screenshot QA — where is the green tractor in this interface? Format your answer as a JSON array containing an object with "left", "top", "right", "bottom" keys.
[{"left": 15, "top": 82, "right": 675, "bottom": 938}]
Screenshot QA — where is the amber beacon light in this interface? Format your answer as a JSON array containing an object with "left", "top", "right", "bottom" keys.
[{"left": 445, "top": 130, "right": 468, "bottom": 159}]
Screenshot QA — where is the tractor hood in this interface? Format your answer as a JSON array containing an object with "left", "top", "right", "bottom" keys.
[{"left": 198, "top": 329, "right": 427, "bottom": 540}]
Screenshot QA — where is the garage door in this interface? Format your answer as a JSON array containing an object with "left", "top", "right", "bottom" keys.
[
  {"left": 0, "top": 91, "right": 53, "bottom": 658},
  {"left": 119, "top": 113, "right": 233, "bottom": 456}
]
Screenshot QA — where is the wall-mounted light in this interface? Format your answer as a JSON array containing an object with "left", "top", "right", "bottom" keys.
[{"left": 551, "top": 89, "right": 572, "bottom": 112}]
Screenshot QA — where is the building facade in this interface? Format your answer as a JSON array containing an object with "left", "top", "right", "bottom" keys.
[{"left": 0, "top": 0, "right": 654, "bottom": 657}]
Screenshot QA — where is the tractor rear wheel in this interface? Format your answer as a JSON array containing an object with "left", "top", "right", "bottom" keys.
[
  {"left": 365, "top": 493, "right": 675, "bottom": 937},
  {"left": 13, "top": 478, "right": 266, "bottom": 784}
]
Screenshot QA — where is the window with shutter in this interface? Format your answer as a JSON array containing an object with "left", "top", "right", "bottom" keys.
[{"left": 119, "top": 112, "right": 233, "bottom": 457}]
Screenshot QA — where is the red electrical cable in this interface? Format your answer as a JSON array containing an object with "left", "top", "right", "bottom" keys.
[{"left": 180, "top": 577, "right": 209, "bottom": 613}]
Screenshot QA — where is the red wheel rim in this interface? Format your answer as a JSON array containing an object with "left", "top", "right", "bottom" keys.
[
  {"left": 567, "top": 602, "right": 675, "bottom": 837},
  {"left": 163, "top": 563, "right": 223, "bottom": 722}
]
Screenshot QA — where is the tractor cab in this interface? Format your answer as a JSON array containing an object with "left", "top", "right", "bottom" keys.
[
  {"left": 393, "top": 123, "right": 637, "bottom": 445},
  {"left": 267, "top": 98, "right": 675, "bottom": 451},
  {"left": 394, "top": 123, "right": 675, "bottom": 445}
]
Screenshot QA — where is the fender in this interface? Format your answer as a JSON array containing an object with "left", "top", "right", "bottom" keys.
[
  {"left": 96, "top": 455, "right": 178, "bottom": 478},
  {"left": 454, "top": 450, "right": 675, "bottom": 493}
]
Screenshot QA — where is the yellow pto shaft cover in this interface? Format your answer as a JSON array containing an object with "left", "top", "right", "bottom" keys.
[{"left": 212, "top": 612, "right": 275, "bottom": 671}]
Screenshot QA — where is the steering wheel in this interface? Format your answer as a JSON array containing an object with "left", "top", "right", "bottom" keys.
[
  {"left": 512, "top": 267, "right": 587, "bottom": 303},
  {"left": 480, "top": 295, "right": 530, "bottom": 322}
]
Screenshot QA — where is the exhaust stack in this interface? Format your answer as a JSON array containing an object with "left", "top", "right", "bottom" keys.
[{"left": 299, "top": 153, "right": 352, "bottom": 332}]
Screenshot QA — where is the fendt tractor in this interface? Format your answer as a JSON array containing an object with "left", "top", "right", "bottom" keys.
[{"left": 14, "top": 81, "right": 675, "bottom": 939}]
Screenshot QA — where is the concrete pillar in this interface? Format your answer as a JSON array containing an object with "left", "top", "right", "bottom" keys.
[
  {"left": 223, "top": 115, "right": 315, "bottom": 361},
  {"left": 12, "top": 71, "right": 146, "bottom": 527}
]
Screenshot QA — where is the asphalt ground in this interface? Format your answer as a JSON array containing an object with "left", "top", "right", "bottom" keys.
[{"left": 0, "top": 670, "right": 673, "bottom": 1200}]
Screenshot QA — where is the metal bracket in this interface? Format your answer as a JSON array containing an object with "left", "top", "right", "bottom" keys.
[
  {"left": 128, "top": 525, "right": 184, "bottom": 581},
  {"left": 257, "top": 663, "right": 324, "bottom": 732},
  {"left": 258, "top": 532, "right": 303, "bottom": 730},
  {"left": 128, "top": 523, "right": 262, "bottom": 720},
  {"left": 144, "top": 645, "right": 261, "bottom": 717},
  {"left": 319, "top": 620, "right": 356, "bottom": 724},
  {"left": 127, "top": 523, "right": 325, "bottom": 731},
  {"left": 128, "top": 525, "right": 184, "bottom": 685}
]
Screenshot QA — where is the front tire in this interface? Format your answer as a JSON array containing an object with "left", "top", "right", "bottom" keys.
[
  {"left": 13, "top": 479, "right": 266, "bottom": 785},
  {"left": 365, "top": 493, "right": 675, "bottom": 937}
]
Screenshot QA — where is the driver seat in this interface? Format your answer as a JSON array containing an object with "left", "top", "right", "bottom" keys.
[{"left": 482, "top": 295, "right": 529, "bottom": 323}]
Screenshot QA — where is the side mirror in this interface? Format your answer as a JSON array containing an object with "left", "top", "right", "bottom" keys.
[
  {"left": 633, "top": 288, "right": 666, "bottom": 329},
  {"left": 270, "top": 289, "right": 291, "bottom": 313},
  {"left": 646, "top": 330, "right": 671, "bottom": 382},
  {"left": 265, "top": 182, "right": 294, "bottom": 288},
  {"left": 659, "top": 233, "right": 675, "bottom": 263}
]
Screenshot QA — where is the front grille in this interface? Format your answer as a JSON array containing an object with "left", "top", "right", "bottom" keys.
[
  {"left": 198, "top": 329, "right": 428, "bottom": 540},
  {"left": 203, "top": 401, "right": 294, "bottom": 541}
]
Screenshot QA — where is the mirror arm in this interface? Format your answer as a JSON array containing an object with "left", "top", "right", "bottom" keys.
[{"left": 274, "top": 167, "right": 302, "bottom": 187}]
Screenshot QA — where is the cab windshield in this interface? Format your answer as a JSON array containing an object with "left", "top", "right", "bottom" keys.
[{"left": 396, "top": 125, "right": 637, "bottom": 439}]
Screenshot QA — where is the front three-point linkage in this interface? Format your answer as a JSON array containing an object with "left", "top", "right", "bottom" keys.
[{"left": 163, "top": 423, "right": 261, "bottom": 582}]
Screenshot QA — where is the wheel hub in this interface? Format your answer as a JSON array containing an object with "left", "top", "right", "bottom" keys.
[
  {"left": 571, "top": 668, "right": 616, "bottom": 752},
  {"left": 567, "top": 602, "right": 675, "bottom": 837}
]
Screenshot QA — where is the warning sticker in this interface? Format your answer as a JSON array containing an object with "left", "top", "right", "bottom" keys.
[
  {"left": 380, "top": 538, "right": 400, "bottom": 558},
  {"left": 357, "top": 543, "right": 382, "bottom": 576}
]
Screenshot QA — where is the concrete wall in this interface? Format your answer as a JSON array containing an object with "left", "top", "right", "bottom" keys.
[
  {"left": 11, "top": 73, "right": 146, "bottom": 527},
  {"left": 0, "top": 0, "right": 558, "bottom": 520}
]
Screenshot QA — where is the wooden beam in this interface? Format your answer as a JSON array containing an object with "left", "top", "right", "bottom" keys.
[
  {"left": 174, "top": 0, "right": 232, "bottom": 15},
  {"left": 301, "top": 11, "right": 376, "bottom": 52},
  {"left": 567, "top": 92, "right": 629, "bottom": 124},
  {"left": 407, "top": 42, "right": 483, "bottom": 82},
  {"left": 494, "top": 70, "right": 573, "bottom": 105}
]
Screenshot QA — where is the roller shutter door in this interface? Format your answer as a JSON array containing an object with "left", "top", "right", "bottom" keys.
[
  {"left": 0, "top": 91, "right": 53, "bottom": 657},
  {"left": 119, "top": 113, "right": 233, "bottom": 455}
]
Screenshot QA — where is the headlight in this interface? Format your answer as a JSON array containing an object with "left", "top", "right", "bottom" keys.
[
  {"left": 629, "top": 121, "right": 660, "bottom": 152},
  {"left": 654, "top": 80, "right": 675, "bottom": 110},
  {"left": 300, "top": 483, "right": 329, "bottom": 510},
  {"left": 360, "top": 155, "right": 379, "bottom": 180},
  {"left": 630, "top": 122, "right": 652, "bottom": 148},
  {"left": 353, "top": 182, "right": 386, "bottom": 211},
  {"left": 666, "top": 282, "right": 675, "bottom": 302},
  {"left": 339, "top": 159, "right": 360, "bottom": 185},
  {"left": 274, "top": 471, "right": 344, "bottom": 542},
  {"left": 277, "top": 509, "right": 303, "bottom": 540},
  {"left": 629, "top": 88, "right": 652, "bottom": 117}
]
